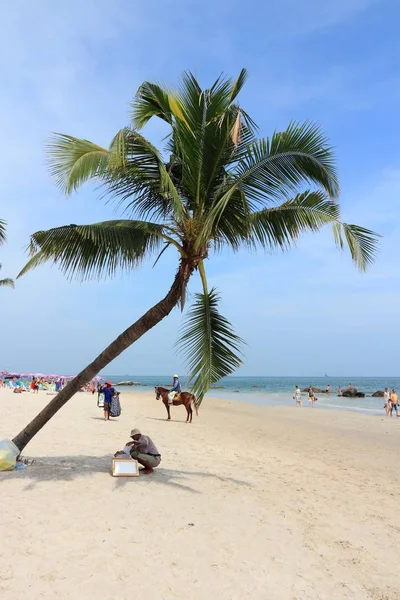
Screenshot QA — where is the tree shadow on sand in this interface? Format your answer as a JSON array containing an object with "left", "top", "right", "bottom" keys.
[{"left": 0, "top": 454, "right": 252, "bottom": 494}]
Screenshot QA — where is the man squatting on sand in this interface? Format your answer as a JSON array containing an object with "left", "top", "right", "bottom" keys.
[{"left": 115, "top": 428, "right": 161, "bottom": 475}]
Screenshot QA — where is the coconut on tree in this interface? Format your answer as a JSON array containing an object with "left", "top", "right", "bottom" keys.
[{"left": 13, "top": 69, "right": 378, "bottom": 451}]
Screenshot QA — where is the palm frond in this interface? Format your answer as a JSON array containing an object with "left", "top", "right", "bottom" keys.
[
  {"left": 105, "top": 128, "right": 186, "bottom": 221},
  {"left": 249, "top": 190, "right": 340, "bottom": 250},
  {"left": 0, "top": 278, "right": 14, "bottom": 288},
  {"left": 0, "top": 219, "right": 6, "bottom": 245},
  {"left": 229, "top": 68, "right": 249, "bottom": 104},
  {"left": 132, "top": 82, "right": 174, "bottom": 129},
  {"left": 18, "top": 220, "right": 167, "bottom": 280},
  {"left": 47, "top": 134, "right": 112, "bottom": 193},
  {"left": 333, "top": 223, "right": 379, "bottom": 272},
  {"left": 47, "top": 128, "right": 186, "bottom": 222},
  {"left": 177, "top": 288, "right": 244, "bottom": 406},
  {"left": 204, "top": 121, "right": 339, "bottom": 238}
]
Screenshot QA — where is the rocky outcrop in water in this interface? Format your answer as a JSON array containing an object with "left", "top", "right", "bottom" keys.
[
  {"left": 117, "top": 381, "right": 141, "bottom": 386},
  {"left": 372, "top": 390, "right": 384, "bottom": 397},
  {"left": 342, "top": 389, "right": 365, "bottom": 398}
]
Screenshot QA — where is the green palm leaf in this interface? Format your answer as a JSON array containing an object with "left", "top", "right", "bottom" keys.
[
  {"left": 249, "top": 190, "right": 340, "bottom": 249},
  {"left": 47, "top": 134, "right": 112, "bottom": 193},
  {"left": 132, "top": 81, "right": 175, "bottom": 129},
  {"left": 18, "top": 220, "right": 166, "bottom": 280},
  {"left": 0, "top": 219, "right": 6, "bottom": 245},
  {"left": 47, "top": 129, "right": 186, "bottom": 222},
  {"left": 178, "top": 288, "right": 244, "bottom": 406},
  {"left": 332, "top": 222, "right": 379, "bottom": 272},
  {"left": 202, "top": 122, "right": 339, "bottom": 243},
  {"left": 0, "top": 278, "right": 14, "bottom": 288},
  {"left": 105, "top": 128, "right": 186, "bottom": 221}
]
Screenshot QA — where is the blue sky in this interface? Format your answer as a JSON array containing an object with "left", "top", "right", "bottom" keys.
[{"left": 0, "top": 0, "right": 398, "bottom": 376}]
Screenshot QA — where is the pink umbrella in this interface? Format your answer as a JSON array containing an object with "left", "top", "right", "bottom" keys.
[{"left": 46, "top": 374, "right": 58, "bottom": 378}]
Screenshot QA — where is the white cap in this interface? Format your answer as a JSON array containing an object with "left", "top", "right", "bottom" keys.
[{"left": 173, "top": 374, "right": 179, "bottom": 378}]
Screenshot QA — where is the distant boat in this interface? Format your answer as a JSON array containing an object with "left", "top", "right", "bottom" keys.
[{"left": 325, "top": 373, "right": 329, "bottom": 377}]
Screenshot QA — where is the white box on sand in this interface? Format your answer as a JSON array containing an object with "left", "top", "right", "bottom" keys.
[{"left": 112, "top": 457, "right": 139, "bottom": 477}]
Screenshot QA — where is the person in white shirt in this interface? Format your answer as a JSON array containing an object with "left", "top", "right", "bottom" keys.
[
  {"left": 383, "top": 387, "right": 390, "bottom": 416},
  {"left": 294, "top": 386, "right": 302, "bottom": 407}
]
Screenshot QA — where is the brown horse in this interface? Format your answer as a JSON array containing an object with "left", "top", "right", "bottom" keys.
[{"left": 155, "top": 386, "right": 198, "bottom": 422}]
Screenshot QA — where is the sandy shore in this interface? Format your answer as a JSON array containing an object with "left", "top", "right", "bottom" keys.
[{"left": 1, "top": 388, "right": 399, "bottom": 599}]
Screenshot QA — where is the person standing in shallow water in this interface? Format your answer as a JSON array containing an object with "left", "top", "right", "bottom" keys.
[
  {"left": 383, "top": 388, "right": 390, "bottom": 416},
  {"left": 308, "top": 387, "right": 316, "bottom": 407},
  {"left": 294, "top": 385, "right": 302, "bottom": 407}
]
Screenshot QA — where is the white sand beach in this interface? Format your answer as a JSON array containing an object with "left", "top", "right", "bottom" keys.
[{"left": 1, "top": 388, "right": 399, "bottom": 599}]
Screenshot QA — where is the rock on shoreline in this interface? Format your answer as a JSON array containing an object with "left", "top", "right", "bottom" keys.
[{"left": 117, "top": 381, "right": 141, "bottom": 386}]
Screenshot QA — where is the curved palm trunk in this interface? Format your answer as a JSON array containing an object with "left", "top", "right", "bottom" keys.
[{"left": 12, "top": 260, "right": 194, "bottom": 452}]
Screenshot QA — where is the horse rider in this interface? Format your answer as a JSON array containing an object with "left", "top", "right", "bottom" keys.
[{"left": 168, "top": 374, "right": 181, "bottom": 404}]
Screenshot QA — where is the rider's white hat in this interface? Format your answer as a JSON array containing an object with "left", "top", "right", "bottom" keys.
[{"left": 173, "top": 374, "right": 179, "bottom": 378}]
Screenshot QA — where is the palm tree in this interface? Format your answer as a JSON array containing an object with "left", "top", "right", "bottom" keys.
[
  {"left": 13, "top": 70, "right": 378, "bottom": 451},
  {"left": 0, "top": 219, "right": 14, "bottom": 289}
]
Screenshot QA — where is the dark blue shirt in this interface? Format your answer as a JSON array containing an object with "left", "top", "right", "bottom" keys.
[{"left": 103, "top": 387, "right": 115, "bottom": 402}]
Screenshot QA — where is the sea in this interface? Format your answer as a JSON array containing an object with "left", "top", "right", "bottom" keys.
[{"left": 107, "top": 375, "right": 399, "bottom": 416}]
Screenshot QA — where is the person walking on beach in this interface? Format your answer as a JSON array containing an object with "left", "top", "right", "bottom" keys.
[
  {"left": 390, "top": 389, "right": 398, "bottom": 417},
  {"left": 294, "top": 385, "right": 302, "bottom": 407},
  {"left": 103, "top": 381, "right": 115, "bottom": 421},
  {"left": 383, "top": 387, "right": 390, "bottom": 416},
  {"left": 116, "top": 428, "right": 161, "bottom": 475},
  {"left": 168, "top": 374, "right": 181, "bottom": 404}
]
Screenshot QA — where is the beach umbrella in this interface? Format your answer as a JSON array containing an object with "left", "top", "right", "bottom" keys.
[{"left": 46, "top": 373, "right": 58, "bottom": 378}]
